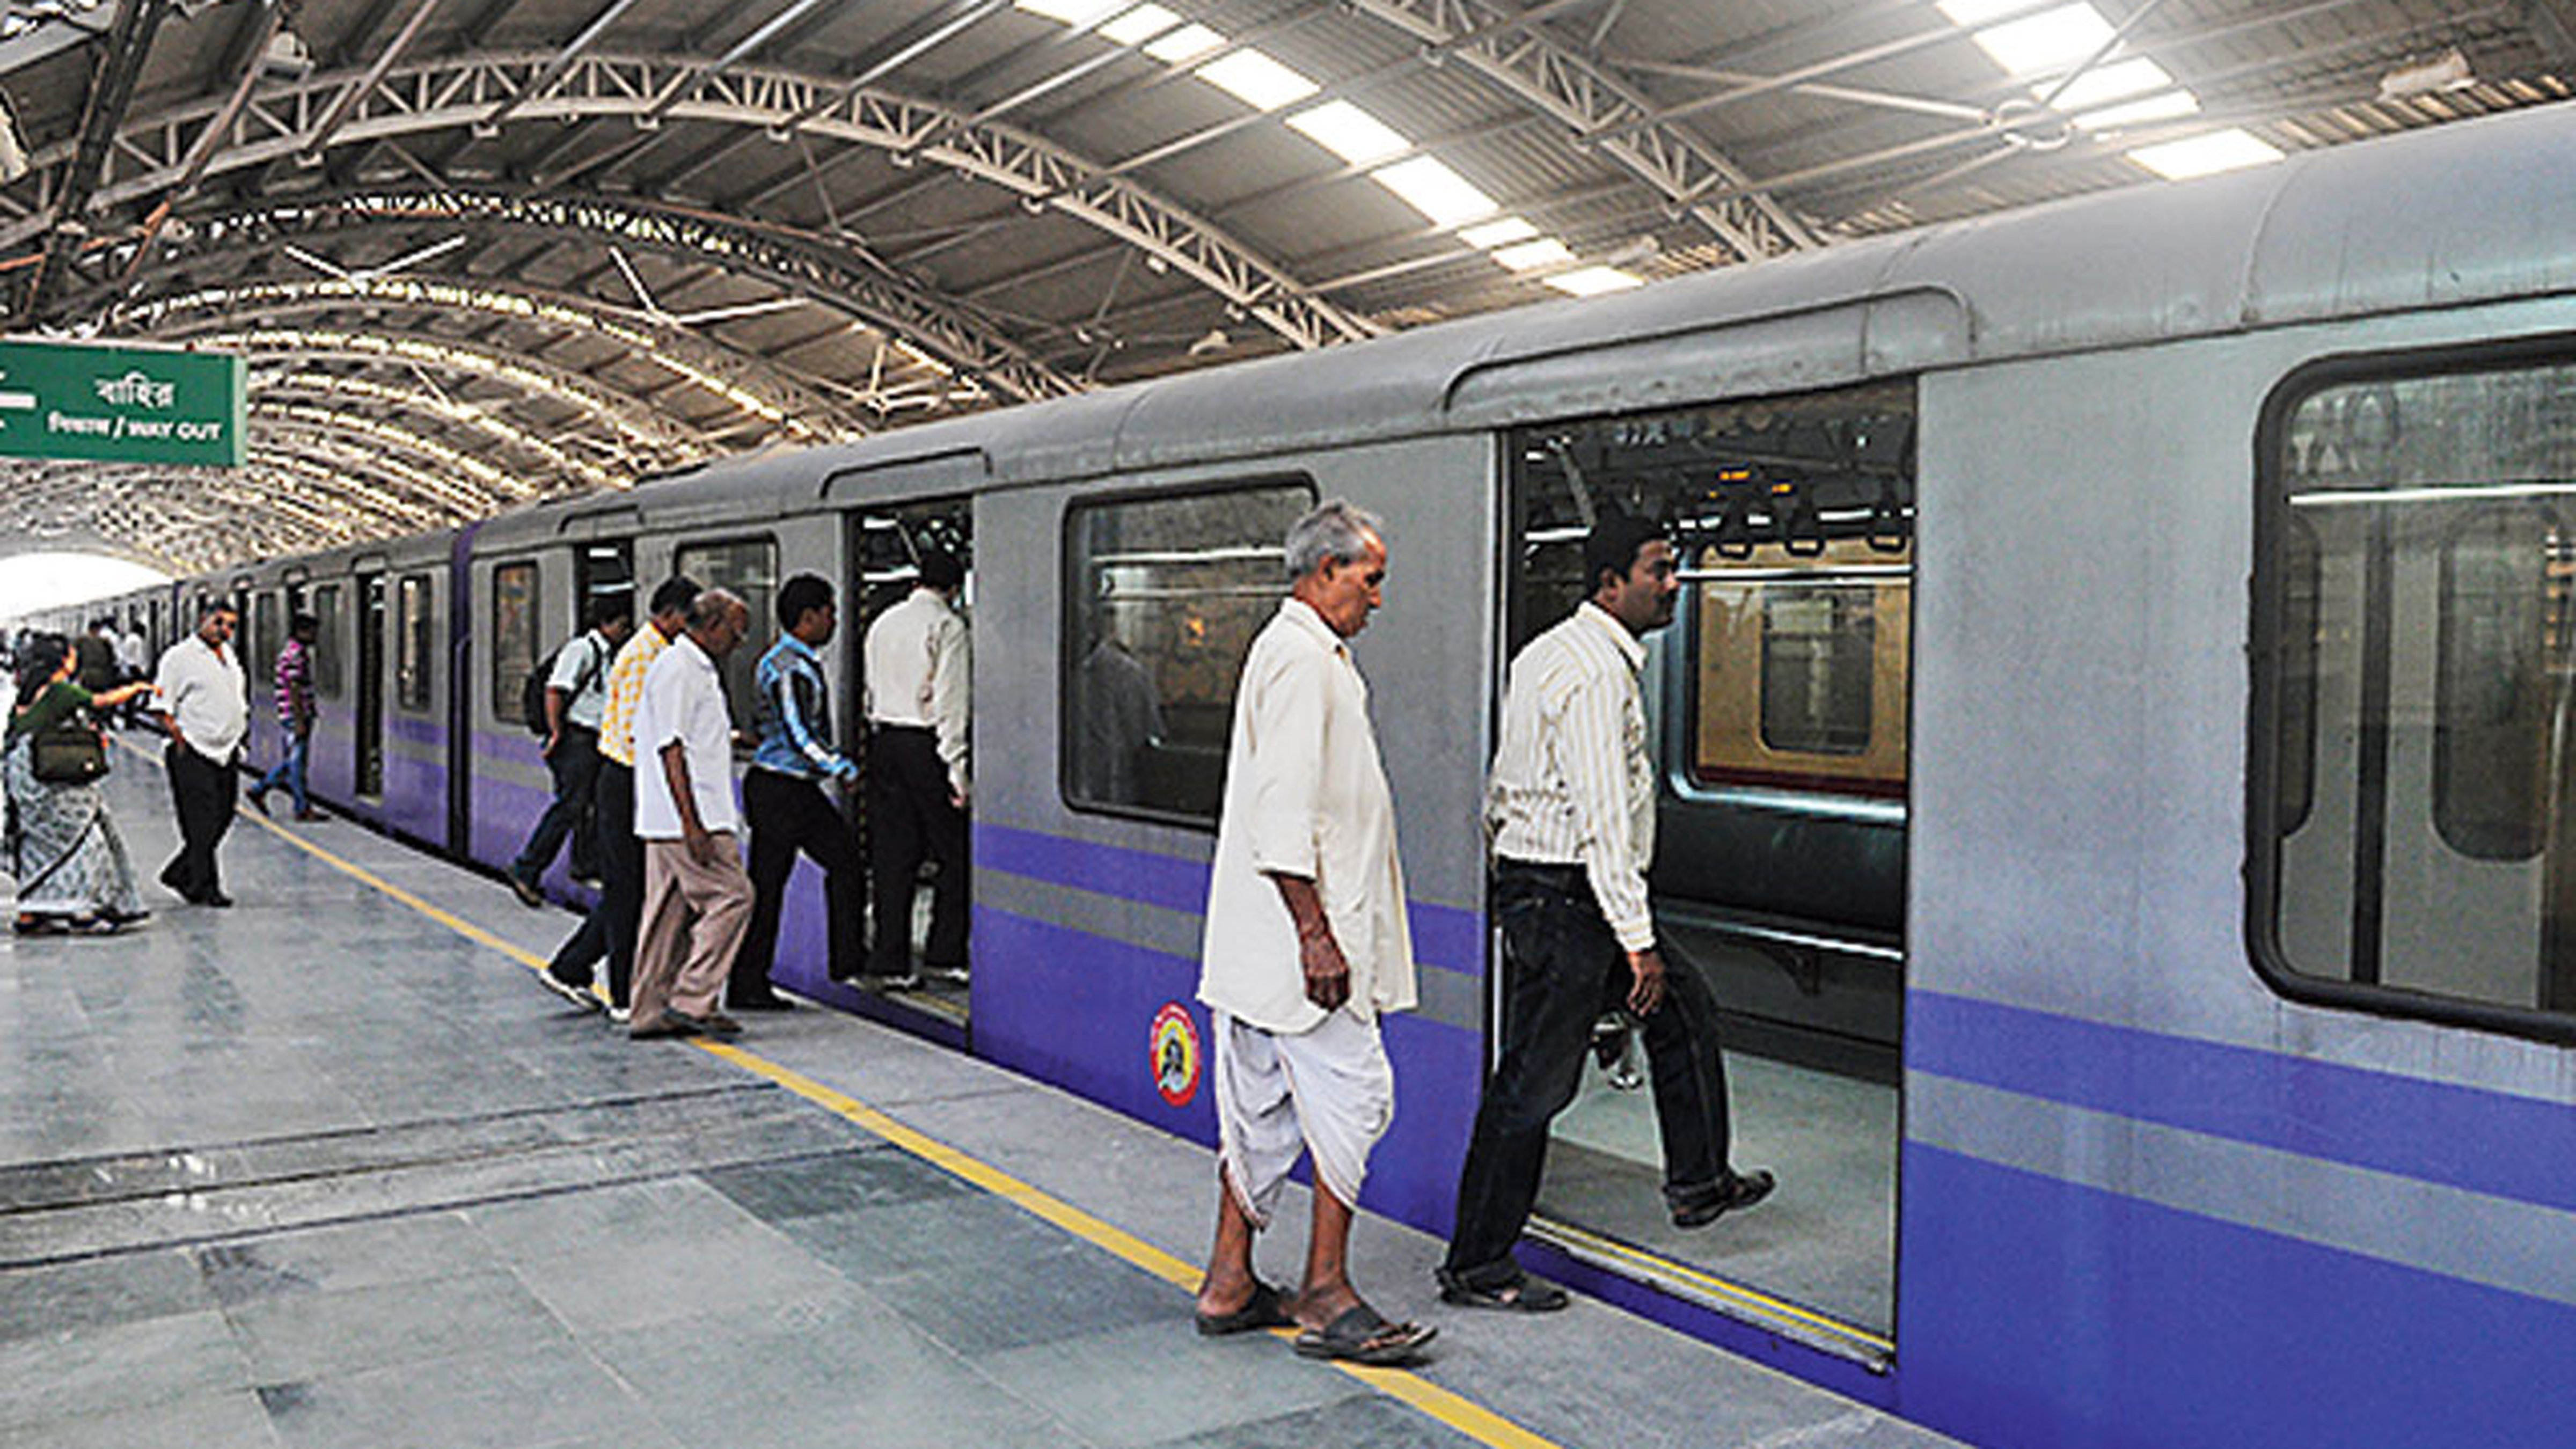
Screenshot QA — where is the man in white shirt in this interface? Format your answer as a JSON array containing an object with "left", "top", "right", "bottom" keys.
[
  {"left": 627, "top": 589, "right": 755, "bottom": 1040},
  {"left": 859, "top": 547, "right": 970, "bottom": 985},
  {"left": 1189, "top": 500, "right": 1435, "bottom": 1367},
  {"left": 510, "top": 597, "right": 632, "bottom": 906},
  {"left": 152, "top": 601, "right": 250, "bottom": 908},
  {"left": 1436, "top": 513, "right": 1773, "bottom": 1315}
]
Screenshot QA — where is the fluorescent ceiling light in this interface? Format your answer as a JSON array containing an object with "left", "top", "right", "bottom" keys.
[
  {"left": 2073, "top": 90, "right": 2198, "bottom": 130},
  {"left": 1286, "top": 101, "right": 1410, "bottom": 165},
  {"left": 1015, "top": 0, "right": 1124, "bottom": 26},
  {"left": 1971, "top": 5, "right": 2116, "bottom": 76},
  {"left": 1371, "top": 156, "right": 1497, "bottom": 226},
  {"left": 2128, "top": 128, "right": 2284, "bottom": 180},
  {"left": 2043, "top": 57, "right": 2172, "bottom": 110},
  {"left": 1460, "top": 217, "right": 1539, "bottom": 248},
  {"left": 1934, "top": 0, "right": 2030, "bottom": 24},
  {"left": 1145, "top": 23, "right": 1223, "bottom": 62},
  {"left": 1196, "top": 49, "right": 1319, "bottom": 110},
  {"left": 1099, "top": 4, "right": 1179, "bottom": 44},
  {"left": 1545, "top": 266, "right": 1643, "bottom": 297},
  {"left": 1492, "top": 238, "right": 1577, "bottom": 272}
]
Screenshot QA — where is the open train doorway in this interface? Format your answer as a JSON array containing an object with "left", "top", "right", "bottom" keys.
[
  {"left": 1500, "top": 381, "right": 1912, "bottom": 1360},
  {"left": 356, "top": 573, "right": 386, "bottom": 800},
  {"left": 843, "top": 501, "right": 974, "bottom": 1028}
]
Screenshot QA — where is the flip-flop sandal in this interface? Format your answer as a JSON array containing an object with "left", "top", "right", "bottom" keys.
[
  {"left": 1194, "top": 1281, "right": 1293, "bottom": 1337},
  {"left": 1293, "top": 1305, "right": 1437, "bottom": 1365},
  {"left": 1438, "top": 1276, "right": 1570, "bottom": 1312}
]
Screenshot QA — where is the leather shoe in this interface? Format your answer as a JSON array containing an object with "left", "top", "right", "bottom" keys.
[
  {"left": 628, "top": 1018, "right": 697, "bottom": 1040},
  {"left": 1671, "top": 1169, "right": 1775, "bottom": 1228},
  {"left": 508, "top": 874, "right": 546, "bottom": 909},
  {"left": 199, "top": 890, "right": 235, "bottom": 909},
  {"left": 663, "top": 1006, "right": 742, "bottom": 1038},
  {"left": 728, "top": 993, "right": 794, "bottom": 1012}
]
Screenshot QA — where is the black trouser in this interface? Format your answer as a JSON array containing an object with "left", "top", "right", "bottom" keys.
[
  {"left": 1440, "top": 860, "right": 1737, "bottom": 1287},
  {"left": 865, "top": 724, "right": 968, "bottom": 974},
  {"left": 734, "top": 768, "right": 863, "bottom": 1001},
  {"left": 514, "top": 725, "right": 600, "bottom": 883},
  {"left": 546, "top": 759, "right": 641, "bottom": 1005},
  {"left": 160, "top": 743, "right": 237, "bottom": 902}
]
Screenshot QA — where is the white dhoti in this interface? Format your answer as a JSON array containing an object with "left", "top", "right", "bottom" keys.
[{"left": 1212, "top": 1007, "right": 1394, "bottom": 1228}]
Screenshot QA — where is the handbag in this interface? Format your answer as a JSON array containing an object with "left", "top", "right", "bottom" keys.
[{"left": 30, "top": 722, "right": 108, "bottom": 785}]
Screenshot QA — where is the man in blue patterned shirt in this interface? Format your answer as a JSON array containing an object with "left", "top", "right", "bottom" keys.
[{"left": 729, "top": 573, "right": 862, "bottom": 1008}]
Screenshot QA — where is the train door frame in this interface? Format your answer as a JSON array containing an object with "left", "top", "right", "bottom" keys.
[{"left": 356, "top": 570, "right": 387, "bottom": 800}]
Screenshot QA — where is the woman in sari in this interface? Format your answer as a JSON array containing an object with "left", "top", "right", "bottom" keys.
[{"left": 7, "top": 633, "right": 150, "bottom": 934}]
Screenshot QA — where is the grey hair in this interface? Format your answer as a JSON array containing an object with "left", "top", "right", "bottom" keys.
[
  {"left": 1283, "top": 499, "right": 1385, "bottom": 580},
  {"left": 690, "top": 587, "right": 749, "bottom": 631}
]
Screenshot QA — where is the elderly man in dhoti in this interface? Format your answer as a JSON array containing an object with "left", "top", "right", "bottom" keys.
[{"left": 1188, "top": 499, "right": 1436, "bottom": 1367}]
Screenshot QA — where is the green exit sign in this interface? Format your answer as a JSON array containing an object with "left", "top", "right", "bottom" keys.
[{"left": 0, "top": 339, "right": 245, "bottom": 467}]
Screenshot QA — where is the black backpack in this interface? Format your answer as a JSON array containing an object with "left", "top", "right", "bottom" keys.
[{"left": 521, "top": 635, "right": 604, "bottom": 737}]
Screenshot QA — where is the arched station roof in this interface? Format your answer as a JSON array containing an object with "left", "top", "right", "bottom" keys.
[{"left": 0, "top": 0, "right": 2564, "bottom": 572}]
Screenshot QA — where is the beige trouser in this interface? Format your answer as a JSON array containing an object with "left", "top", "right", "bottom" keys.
[{"left": 632, "top": 835, "right": 753, "bottom": 1031}]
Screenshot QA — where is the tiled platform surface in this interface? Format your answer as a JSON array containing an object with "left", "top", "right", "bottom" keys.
[{"left": 0, "top": 746, "right": 1964, "bottom": 1449}]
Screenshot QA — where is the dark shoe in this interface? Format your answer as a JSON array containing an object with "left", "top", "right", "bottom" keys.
[
  {"left": 200, "top": 890, "right": 234, "bottom": 909},
  {"left": 157, "top": 860, "right": 186, "bottom": 892},
  {"left": 728, "top": 993, "right": 794, "bottom": 1012},
  {"left": 1436, "top": 1272, "right": 1570, "bottom": 1313},
  {"left": 292, "top": 810, "right": 322, "bottom": 822},
  {"left": 628, "top": 1017, "right": 697, "bottom": 1040},
  {"left": 538, "top": 970, "right": 604, "bottom": 1013},
  {"left": 1194, "top": 1282, "right": 1293, "bottom": 1337},
  {"left": 508, "top": 874, "right": 545, "bottom": 909},
  {"left": 663, "top": 1007, "right": 742, "bottom": 1039},
  {"left": 248, "top": 788, "right": 270, "bottom": 817},
  {"left": 1671, "top": 1169, "right": 1776, "bottom": 1229},
  {"left": 1291, "top": 1305, "right": 1436, "bottom": 1365}
]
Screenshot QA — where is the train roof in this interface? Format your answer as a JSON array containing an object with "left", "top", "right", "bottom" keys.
[{"left": 258, "top": 98, "right": 2576, "bottom": 562}]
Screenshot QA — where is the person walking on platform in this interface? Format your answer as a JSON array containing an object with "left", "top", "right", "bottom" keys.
[
  {"left": 1437, "top": 513, "right": 1775, "bottom": 1315},
  {"left": 860, "top": 547, "right": 971, "bottom": 987},
  {"left": 730, "top": 574, "right": 862, "bottom": 1009},
  {"left": 250, "top": 613, "right": 320, "bottom": 821},
  {"left": 509, "top": 598, "right": 631, "bottom": 907},
  {"left": 1189, "top": 500, "right": 1435, "bottom": 1367},
  {"left": 537, "top": 576, "right": 697, "bottom": 1021},
  {"left": 152, "top": 601, "right": 249, "bottom": 908},
  {"left": 116, "top": 618, "right": 148, "bottom": 727},
  {"left": 627, "top": 588, "right": 756, "bottom": 1041},
  {"left": 7, "top": 633, "right": 151, "bottom": 934}
]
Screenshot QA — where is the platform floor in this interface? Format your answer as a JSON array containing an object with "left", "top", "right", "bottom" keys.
[{"left": 0, "top": 749, "right": 1963, "bottom": 1449}]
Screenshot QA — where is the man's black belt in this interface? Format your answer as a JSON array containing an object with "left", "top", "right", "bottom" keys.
[{"left": 1494, "top": 858, "right": 1587, "bottom": 892}]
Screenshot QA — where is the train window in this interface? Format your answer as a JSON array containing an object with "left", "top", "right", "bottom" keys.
[
  {"left": 1062, "top": 481, "right": 1316, "bottom": 826},
  {"left": 251, "top": 592, "right": 283, "bottom": 704},
  {"left": 397, "top": 574, "right": 434, "bottom": 712},
  {"left": 312, "top": 585, "right": 343, "bottom": 697},
  {"left": 2258, "top": 351, "right": 2576, "bottom": 1029},
  {"left": 674, "top": 538, "right": 778, "bottom": 737},
  {"left": 491, "top": 561, "right": 539, "bottom": 718}
]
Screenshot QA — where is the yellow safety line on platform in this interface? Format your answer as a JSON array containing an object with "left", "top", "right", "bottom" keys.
[{"left": 206, "top": 770, "right": 1557, "bottom": 1449}]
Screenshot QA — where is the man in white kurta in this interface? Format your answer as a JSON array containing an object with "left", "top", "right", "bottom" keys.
[{"left": 1191, "top": 500, "right": 1433, "bottom": 1367}]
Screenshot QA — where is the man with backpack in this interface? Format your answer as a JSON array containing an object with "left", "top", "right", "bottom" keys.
[{"left": 510, "top": 597, "right": 631, "bottom": 908}]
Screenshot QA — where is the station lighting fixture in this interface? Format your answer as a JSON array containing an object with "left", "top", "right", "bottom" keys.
[
  {"left": 2127, "top": 129, "right": 2287, "bottom": 181},
  {"left": 1459, "top": 217, "right": 1540, "bottom": 248},
  {"left": 1371, "top": 156, "right": 1497, "bottom": 227},
  {"left": 1287, "top": 101, "right": 1410, "bottom": 166},
  {"left": 1195, "top": 50, "right": 1319, "bottom": 111},
  {"left": 1545, "top": 267, "right": 1646, "bottom": 298},
  {"left": 1491, "top": 238, "right": 1577, "bottom": 272}
]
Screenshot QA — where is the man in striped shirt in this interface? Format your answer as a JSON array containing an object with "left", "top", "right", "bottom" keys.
[
  {"left": 537, "top": 575, "right": 698, "bottom": 1021},
  {"left": 729, "top": 573, "right": 862, "bottom": 1008},
  {"left": 1437, "top": 512, "right": 1774, "bottom": 1313},
  {"left": 250, "top": 613, "right": 318, "bottom": 821}
]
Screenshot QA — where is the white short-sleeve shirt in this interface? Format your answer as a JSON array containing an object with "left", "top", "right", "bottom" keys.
[
  {"left": 153, "top": 634, "right": 249, "bottom": 763},
  {"left": 630, "top": 634, "right": 738, "bottom": 838}
]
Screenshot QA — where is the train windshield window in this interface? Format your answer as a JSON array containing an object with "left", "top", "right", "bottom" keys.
[
  {"left": 397, "top": 574, "right": 434, "bottom": 712},
  {"left": 312, "top": 585, "right": 343, "bottom": 696},
  {"left": 674, "top": 538, "right": 778, "bottom": 738},
  {"left": 2260, "top": 355, "right": 2576, "bottom": 1023},
  {"left": 492, "top": 562, "right": 539, "bottom": 720},
  {"left": 1063, "top": 481, "right": 1316, "bottom": 826}
]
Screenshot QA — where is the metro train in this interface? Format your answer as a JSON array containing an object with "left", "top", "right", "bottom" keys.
[{"left": 34, "top": 99, "right": 2576, "bottom": 1449}]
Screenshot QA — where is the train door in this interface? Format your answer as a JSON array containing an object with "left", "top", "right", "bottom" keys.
[
  {"left": 357, "top": 573, "right": 386, "bottom": 799},
  {"left": 842, "top": 502, "right": 974, "bottom": 1026},
  {"left": 576, "top": 541, "right": 634, "bottom": 633},
  {"left": 1499, "top": 381, "right": 1912, "bottom": 1363}
]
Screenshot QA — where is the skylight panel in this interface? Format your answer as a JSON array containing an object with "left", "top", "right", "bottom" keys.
[
  {"left": 2127, "top": 128, "right": 2284, "bottom": 180},
  {"left": 1371, "top": 156, "right": 1497, "bottom": 226},
  {"left": 1286, "top": 101, "right": 1410, "bottom": 165},
  {"left": 1099, "top": 4, "right": 1180, "bottom": 45},
  {"left": 1933, "top": 0, "right": 2031, "bottom": 24},
  {"left": 1459, "top": 217, "right": 1540, "bottom": 248},
  {"left": 1196, "top": 49, "right": 1320, "bottom": 110},
  {"left": 1492, "top": 238, "right": 1577, "bottom": 272},
  {"left": 2043, "top": 57, "right": 2172, "bottom": 110},
  {"left": 1544, "top": 266, "right": 1644, "bottom": 297},
  {"left": 1970, "top": 4, "right": 2115, "bottom": 76},
  {"left": 1145, "top": 23, "right": 1223, "bottom": 63},
  {"left": 1015, "top": 0, "right": 1125, "bottom": 27},
  {"left": 2073, "top": 90, "right": 2198, "bottom": 130}
]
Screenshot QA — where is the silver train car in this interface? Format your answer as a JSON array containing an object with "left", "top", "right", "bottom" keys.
[{"left": 51, "top": 98, "right": 2576, "bottom": 1447}]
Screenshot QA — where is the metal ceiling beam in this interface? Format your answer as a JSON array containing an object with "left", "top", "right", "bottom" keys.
[
  {"left": 0, "top": 7, "right": 113, "bottom": 75},
  {"left": 1338, "top": 0, "right": 1817, "bottom": 263},
  {"left": 21, "top": 0, "right": 171, "bottom": 319},
  {"left": 0, "top": 49, "right": 1365, "bottom": 356}
]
